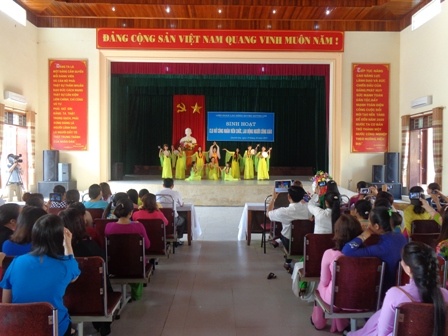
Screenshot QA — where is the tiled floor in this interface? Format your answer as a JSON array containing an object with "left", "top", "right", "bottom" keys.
[{"left": 89, "top": 207, "right": 335, "bottom": 336}]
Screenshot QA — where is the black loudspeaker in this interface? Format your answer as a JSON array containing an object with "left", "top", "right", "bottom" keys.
[
  {"left": 58, "top": 163, "right": 71, "bottom": 182},
  {"left": 43, "top": 150, "right": 59, "bottom": 181},
  {"left": 371, "top": 182, "right": 402, "bottom": 200},
  {"left": 372, "top": 165, "right": 385, "bottom": 183},
  {"left": 384, "top": 152, "right": 400, "bottom": 183}
]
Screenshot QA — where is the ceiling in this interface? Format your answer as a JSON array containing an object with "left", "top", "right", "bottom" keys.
[{"left": 17, "top": 0, "right": 433, "bottom": 32}]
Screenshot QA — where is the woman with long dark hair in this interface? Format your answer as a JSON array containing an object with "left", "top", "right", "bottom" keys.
[
  {"left": 133, "top": 193, "right": 168, "bottom": 225},
  {"left": 2, "top": 206, "right": 47, "bottom": 256},
  {"left": 342, "top": 206, "right": 407, "bottom": 294},
  {"left": 311, "top": 215, "right": 363, "bottom": 332},
  {"left": 348, "top": 241, "right": 448, "bottom": 336},
  {"left": 0, "top": 214, "right": 80, "bottom": 336},
  {"left": 308, "top": 191, "right": 341, "bottom": 233}
]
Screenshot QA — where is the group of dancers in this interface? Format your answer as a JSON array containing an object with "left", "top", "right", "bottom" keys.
[{"left": 158, "top": 142, "right": 272, "bottom": 181}]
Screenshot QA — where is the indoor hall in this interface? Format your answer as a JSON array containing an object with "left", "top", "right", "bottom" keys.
[{"left": 91, "top": 206, "right": 333, "bottom": 336}]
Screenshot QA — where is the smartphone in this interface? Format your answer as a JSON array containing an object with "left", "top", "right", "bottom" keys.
[
  {"left": 409, "top": 192, "right": 421, "bottom": 200},
  {"left": 359, "top": 188, "right": 370, "bottom": 195},
  {"left": 275, "top": 180, "right": 292, "bottom": 193},
  {"left": 49, "top": 192, "right": 62, "bottom": 202},
  {"left": 318, "top": 181, "right": 327, "bottom": 187},
  {"left": 303, "top": 194, "right": 311, "bottom": 202},
  {"left": 431, "top": 190, "right": 438, "bottom": 194}
]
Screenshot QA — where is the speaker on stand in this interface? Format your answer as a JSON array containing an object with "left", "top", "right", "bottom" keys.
[
  {"left": 372, "top": 165, "right": 386, "bottom": 183},
  {"left": 43, "top": 150, "right": 59, "bottom": 181},
  {"left": 384, "top": 152, "right": 400, "bottom": 183}
]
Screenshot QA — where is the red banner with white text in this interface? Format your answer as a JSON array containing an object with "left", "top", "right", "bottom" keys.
[
  {"left": 172, "top": 95, "right": 206, "bottom": 151},
  {"left": 97, "top": 29, "right": 344, "bottom": 52}
]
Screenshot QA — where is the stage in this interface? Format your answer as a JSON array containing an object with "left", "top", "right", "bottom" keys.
[{"left": 107, "top": 175, "right": 356, "bottom": 206}]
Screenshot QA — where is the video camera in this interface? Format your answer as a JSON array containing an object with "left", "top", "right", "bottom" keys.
[{"left": 10, "top": 154, "right": 23, "bottom": 164}]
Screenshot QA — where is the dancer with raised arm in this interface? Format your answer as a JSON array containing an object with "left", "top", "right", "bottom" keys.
[
  {"left": 189, "top": 146, "right": 206, "bottom": 178},
  {"left": 158, "top": 144, "right": 173, "bottom": 179},
  {"left": 223, "top": 147, "right": 243, "bottom": 179},
  {"left": 256, "top": 146, "right": 272, "bottom": 180},
  {"left": 174, "top": 145, "right": 186, "bottom": 180},
  {"left": 208, "top": 141, "right": 221, "bottom": 165},
  {"left": 242, "top": 144, "right": 258, "bottom": 180}
]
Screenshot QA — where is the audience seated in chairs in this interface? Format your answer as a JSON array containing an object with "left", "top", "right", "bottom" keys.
[
  {"left": 47, "top": 184, "right": 68, "bottom": 210},
  {"left": 127, "top": 189, "right": 139, "bottom": 209},
  {"left": 100, "top": 182, "right": 113, "bottom": 203},
  {"left": 2, "top": 206, "right": 47, "bottom": 256},
  {"left": 0, "top": 214, "right": 80, "bottom": 336},
  {"left": 102, "top": 192, "right": 129, "bottom": 220},
  {"left": 138, "top": 188, "right": 150, "bottom": 207},
  {"left": 266, "top": 185, "right": 311, "bottom": 272},
  {"left": 105, "top": 198, "right": 150, "bottom": 301},
  {"left": 133, "top": 193, "right": 168, "bottom": 225},
  {"left": 348, "top": 180, "right": 369, "bottom": 208},
  {"left": 426, "top": 182, "right": 448, "bottom": 212},
  {"left": 25, "top": 193, "right": 47, "bottom": 210},
  {"left": 351, "top": 199, "right": 372, "bottom": 231},
  {"left": 311, "top": 214, "right": 363, "bottom": 333},
  {"left": 342, "top": 206, "right": 407, "bottom": 296},
  {"left": 308, "top": 191, "right": 341, "bottom": 234},
  {"left": 0, "top": 203, "right": 20, "bottom": 253},
  {"left": 403, "top": 186, "right": 442, "bottom": 238},
  {"left": 348, "top": 241, "right": 448, "bottom": 336},
  {"left": 60, "top": 208, "right": 114, "bottom": 335},
  {"left": 83, "top": 184, "right": 109, "bottom": 209},
  {"left": 436, "top": 210, "right": 448, "bottom": 257}
]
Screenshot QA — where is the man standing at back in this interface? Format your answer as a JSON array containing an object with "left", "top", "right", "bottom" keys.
[
  {"left": 267, "top": 185, "right": 311, "bottom": 271},
  {"left": 156, "top": 178, "right": 186, "bottom": 245}
]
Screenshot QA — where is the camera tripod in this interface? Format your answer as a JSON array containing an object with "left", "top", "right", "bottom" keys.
[{"left": 1, "top": 163, "right": 24, "bottom": 200}]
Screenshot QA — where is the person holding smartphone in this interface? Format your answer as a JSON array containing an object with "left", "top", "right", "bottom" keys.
[
  {"left": 403, "top": 186, "right": 442, "bottom": 238},
  {"left": 426, "top": 182, "right": 448, "bottom": 212}
]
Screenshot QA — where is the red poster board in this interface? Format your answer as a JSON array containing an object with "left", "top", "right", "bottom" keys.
[
  {"left": 352, "top": 64, "right": 389, "bottom": 153},
  {"left": 97, "top": 29, "right": 344, "bottom": 52},
  {"left": 49, "top": 60, "right": 88, "bottom": 150}
]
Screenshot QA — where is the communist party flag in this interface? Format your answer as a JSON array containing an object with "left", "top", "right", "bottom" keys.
[{"left": 172, "top": 95, "right": 206, "bottom": 150}]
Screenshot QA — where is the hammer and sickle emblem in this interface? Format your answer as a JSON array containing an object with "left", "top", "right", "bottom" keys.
[{"left": 177, "top": 103, "right": 186, "bottom": 113}]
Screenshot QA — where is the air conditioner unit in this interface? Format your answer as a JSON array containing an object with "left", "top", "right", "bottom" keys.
[
  {"left": 411, "top": 95, "right": 432, "bottom": 109},
  {"left": 4, "top": 90, "right": 27, "bottom": 105}
]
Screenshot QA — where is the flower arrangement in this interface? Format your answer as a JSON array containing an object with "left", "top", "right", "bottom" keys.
[
  {"left": 311, "top": 170, "right": 333, "bottom": 195},
  {"left": 181, "top": 141, "right": 197, "bottom": 150},
  {"left": 439, "top": 244, "right": 448, "bottom": 260}
]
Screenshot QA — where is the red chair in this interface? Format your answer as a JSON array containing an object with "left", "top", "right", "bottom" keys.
[
  {"left": 158, "top": 195, "right": 177, "bottom": 253},
  {"left": 393, "top": 302, "right": 448, "bottom": 336},
  {"left": 287, "top": 220, "right": 315, "bottom": 257},
  {"left": 299, "top": 233, "right": 334, "bottom": 282},
  {"left": 93, "top": 218, "right": 117, "bottom": 249},
  {"left": 105, "top": 234, "right": 152, "bottom": 315},
  {"left": 139, "top": 219, "right": 170, "bottom": 258},
  {"left": 87, "top": 208, "right": 106, "bottom": 220},
  {"left": 314, "top": 256, "right": 385, "bottom": 332},
  {"left": 411, "top": 220, "right": 441, "bottom": 234},
  {"left": 0, "top": 302, "right": 58, "bottom": 336},
  {"left": 65, "top": 257, "right": 122, "bottom": 335},
  {"left": 409, "top": 233, "right": 439, "bottom": 249}
]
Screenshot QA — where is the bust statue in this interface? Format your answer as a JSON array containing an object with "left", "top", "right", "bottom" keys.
[{"left": 179, "top": 128, "right": 197, "bottom": 147}]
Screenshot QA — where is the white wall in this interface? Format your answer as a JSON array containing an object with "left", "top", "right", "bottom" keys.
[
  {"left": 400, "top": 1, "right": 448, "bottom": 191},
  {"left": 36, "top": 29, "right": 100, "bottom": 193}
]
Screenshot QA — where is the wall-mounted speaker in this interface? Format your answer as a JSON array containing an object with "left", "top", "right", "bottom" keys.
[
  {"left": 372, "top": 165, "right": 385, "bottom": 183},
  {"left": 43, "top": 150, "right": 59, "bottom": 181},
  {"left": 384, "top": 152, "right": 400, "bottom": 183}
]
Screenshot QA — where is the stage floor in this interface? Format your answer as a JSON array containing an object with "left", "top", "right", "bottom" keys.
[{"left": 108, "top": 175, "right": 317, "bottom": 206}]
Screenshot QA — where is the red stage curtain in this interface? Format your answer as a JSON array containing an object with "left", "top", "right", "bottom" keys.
[{"left": 172, "top": 95, "right": 205, "bottom": 150}]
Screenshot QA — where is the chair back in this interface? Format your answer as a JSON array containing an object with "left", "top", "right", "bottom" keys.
[
  {"left": 106, "top": 234, "right": 146, "bottom": 279},
  {"left": 331, "top": 256, "right": 384, "bottom": 312},
  {"left": 393, "top": 302, "right": 448, "bottom": 336},
  {"left": 93, "top": 218, "right": 117, "bottom": 249},
  {"left": 289, "top": 220, "right": 314, "bottom": 256},
  {"left": 139, "top": 219, "right": 168, "bottom": 256},
  {"left": 411, "top": 219, "right": 440, "bottom": 234},
  {"left": 47, "top": 207, "right": 65, "bottom": 215},
  {"left": 409, "top": 233, "right": 439, "bottom": 249},
  {"left": 0, "top": 302, "right": 58, "bottom": 336},
  {"left": 160, "top": 207, "right": 175, "bottom": 239},
  {"left": 302, "top": 233, "right": 334, "bottom": 278},
  {"left": 64, "top": 256, "right": 107, "bottom": 316},
  {"left": 396, "top": 262, "right": 410, "bottom": 286},
  {"left": 87, "top": 208, "right": 106, "bottom": 220}
]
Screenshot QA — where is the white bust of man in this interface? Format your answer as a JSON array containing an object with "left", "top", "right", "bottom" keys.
[{"left": 179, "top": 128, "right": 197, "bottom": 144}]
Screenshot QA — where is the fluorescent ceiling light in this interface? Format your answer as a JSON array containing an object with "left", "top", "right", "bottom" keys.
[
  {"left": 412, "top": 0, "right": 441, "bottom": 31},
  {"left": 0, "top": 0, "right": 27, "bottom": 26}
]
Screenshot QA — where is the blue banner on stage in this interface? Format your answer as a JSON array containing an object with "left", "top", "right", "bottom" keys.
[{"left": 207, "top": 112, "right": 274, "bottom": 142}]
